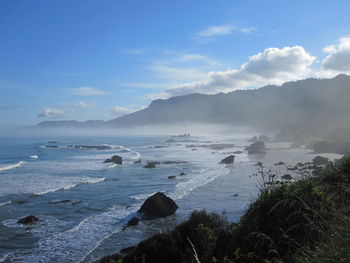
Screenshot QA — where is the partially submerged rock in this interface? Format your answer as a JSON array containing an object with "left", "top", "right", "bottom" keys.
[
  {"left": 127, "top": 217, "right": 140, "bottom": 226},
  {"left": 144, "top": 162, "right": 159, "bottom": 168},
  {"left": 220, "top": 155, "right": 235, "bottom": 164},
  {"left": 245, "top": 141, "right": 266, "bottom": 154},
  {"left": 275, "top": 161, "right": 285, "bottom": 166},
  {"left": 313, "top": 156, "right": 328, "bottom": 166},
  {"left": 17, "top": 215, "right": 39, "bottom": 224},
  {"left": 138, "top": 192, "right": 178, "bottom": 218},
  {"left": 179, "top": 172, "right": 187, "bottom": 176},
  {"left": 134, "top": 159, "right": 142, "bottom": 164},
  {"left": 168, "top": 176, "right": 176, "bottom": 179},
  {"left": 103, "top": 155, "right": 123, "bottom": 165}
]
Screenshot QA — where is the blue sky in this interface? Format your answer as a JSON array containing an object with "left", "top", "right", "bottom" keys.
[{"left": 1, "top": 0, "right": 350, "bottom": 128}]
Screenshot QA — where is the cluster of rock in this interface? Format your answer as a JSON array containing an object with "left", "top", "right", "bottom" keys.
[{"left": 220, "top": 155, "right": 235, "bottom": 164}]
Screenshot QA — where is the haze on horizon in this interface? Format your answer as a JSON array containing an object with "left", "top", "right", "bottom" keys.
[{"left": 1, "top": 0, "right": 350, "bottom": 131}]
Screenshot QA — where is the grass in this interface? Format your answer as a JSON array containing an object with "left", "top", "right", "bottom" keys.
[{"left": 101, "top": 157, "right": 350, "bottom": 263}]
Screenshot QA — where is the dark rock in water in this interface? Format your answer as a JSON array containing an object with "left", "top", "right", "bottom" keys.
[
  {"left": 245, "top": 141, "right": 266, "bottom": 154},
  {"left": 103, "top": 155, "right": 123, "bottom": 165},
  {"left": 127, "top": 217, "right": 140, "bottom": 226},
  {"left": 138, "top": 192, "right": 178, "bottom": 218},
  {"left": 232, "top": 193, "right": 239, "bottom": 197},
  {"left": 165, "top": 139, "right": 175, "bottom": 143},
  {"left": 144, "top": 162, "right": 159, "bottom": 168},
  {"left": 120, "top": 246, "right": 136, "bottom": 254},
  {"left": 313, "top": 156, "right": 328, "bottom": 166},
  {"left": 220, "top": 155, "right": 235, "bottom": 164},
  {"left": 17, "top": 215, "right": 39, "bottom": 224},
  {"left": 49, "top": 199, "right": 71, "bottom": 204},
  {"left": 253, "top": 162, "right": 263, "bottom": 167},
  {"left": 13, "top": 200, "right": 28, "bottom": 204},
  {"left": 168, "top": 176, "right": 176, "bottom": 179},
  {"left": 162, "top": 161, "right": 188, "bottom": 164},
  {"left": 281, "top": 174, "right": 293, "bottom": 180},
  {"left": 134, "top": 159, "right": 142, "bottom": 164},
  {"left": 275, "top": 161, "right": 285, "bottom": 165},
  {"left": 179, "top": 172, "right": 187, "bottom": 176},
  {"left": 234, "top": 151, "right": 243, "bottom": 154},
  {"left": 45, "top": 145, "right": 58, "bottom": 148}
]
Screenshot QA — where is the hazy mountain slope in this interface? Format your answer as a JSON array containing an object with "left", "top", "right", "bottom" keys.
[
  {"left": 35, "top": 75, "right": 350, "bottom": 136},
  {"left": 106, "top": 74, "right": 350, "bottom": 132}
]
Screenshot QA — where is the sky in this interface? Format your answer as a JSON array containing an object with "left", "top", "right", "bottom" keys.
[{"left": 1, "top": 0, "right": 350, "bottom": 128}]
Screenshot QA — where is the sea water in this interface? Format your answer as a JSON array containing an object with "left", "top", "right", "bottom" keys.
[{"left": 0, "top": 135, "right": 341, "bottom": 262}]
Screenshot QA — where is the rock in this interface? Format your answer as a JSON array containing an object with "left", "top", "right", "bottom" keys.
[
  {"left": 49, "top": 199, "right": 71, "bottom": 204},
  {"left": 245, "top": 141, "right": 266, "bottom": 154},
  {"left": 168, "top": 176, "right": 176, "bottom": 179},
  {"left": 144, "top": 162, "right": 159, "bottom": 168},
  {"left": 275, "top": 161, "right": 285, "bottom": 165},
  {"left": 127, "top": 217, "right": 140, "bottom": 226},
  {"left": 100, "top": 254, "right": 124, "bottom": 263},
  {"left": 134, "top": 159, "right": 142, "bottom": 164},
  {"left": 256, "top": 162, "right": 263, "bottom": 167},
  {"left": 179, "top": 172, "right": 187, "bottom": 176},
  {"left": 120, "top": 246, "right": 136, "bottom": 254},
  {"left": 103, "top": 155, "right": 123, "bottom": 165},
  {"left": 232, "top": 193, "right": 239, "bottom": 197},
  {"left": 17, "top": 215, "right": 39, "bottom": 224},
  {"left": 312, "top": 156, "right": 329, "bottom": 166},
  {"left": 234, "top": 151, "right": 243, "bottom": 154},
  {"left": 138, "top": 192, "right": 178, "bottom": 218},
  {"left": 220, "top": 155, "right": 235, "bottom": 164},
  {"left": 281, "top": 174, "right": 293, "bottom": 180},
  {"left": 13, "top": 200, "right": 28, "bottom": 204}
]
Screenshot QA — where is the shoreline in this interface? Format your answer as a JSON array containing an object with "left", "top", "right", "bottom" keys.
[{"left": 97, "top": 142, "right": 343, "bottom": 262}]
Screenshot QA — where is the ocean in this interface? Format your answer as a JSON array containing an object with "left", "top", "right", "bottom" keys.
[{"left": 0, "top": 135, "right": 342, "bottom": 262}]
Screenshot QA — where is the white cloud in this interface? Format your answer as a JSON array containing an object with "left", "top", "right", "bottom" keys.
[
  {"left": 38, "top": 108, "right": 73, "bottom": 118},
  {"left": 322, "top": 37, "right": 350, "bottom": 72},
  {"left": 73, "top": 101, "right": 88, "bottom": 108},
  {"left": 195, "top": 24, "right": 257, "bottom": 40},
  {"left": 152, "top": 45, "right": 316, "bottom": 97},
  {"left": 68, "top": 87, "right": 106, "bottom": 96}
]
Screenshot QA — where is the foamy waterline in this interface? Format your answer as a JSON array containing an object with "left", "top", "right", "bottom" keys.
[{"left": 0, "top": 161, "right": 26, "bottom": 172}]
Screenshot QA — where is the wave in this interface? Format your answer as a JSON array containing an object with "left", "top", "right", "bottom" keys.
[
  {"left": 30, "top": 155, "right": 39, "bottom": 159},
  {"left": 35, "top": 177, "right": 105, "bottom": 196},
  {"left": 0, "top": 161, "right": 26, "bottom": 172},
  {"left": 0, "top": 201, "right": 11, "bottom": 207},
  {"left": 130, "top": 192, "right": 157, "bottom": 200},
  {"left": 5, "top": 205, "right": 138, "bottom": 263}
]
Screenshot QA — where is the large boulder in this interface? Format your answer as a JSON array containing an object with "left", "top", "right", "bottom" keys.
[
  {"left": 313, "top": 156, "right": 328, "bottom": 166},
  {"left": 220, "top": 155, "right": 235, "bottom": 164},
  {"left": 138, "top": 192, "right": 178, "bottom": 218},
  {"left": 245, "top": 141, "right": 266, "bottom": 154},
  {"left": 17, "top": 215, "right": 39, "bottom": 224},
  {"left": 103, "top": 155, "right": 123, "bottom": 165}
]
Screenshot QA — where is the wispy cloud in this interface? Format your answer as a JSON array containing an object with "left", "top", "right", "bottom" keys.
[
  {"left": 109, "top": 105, "right": 145, "bottom": 117},
  {"left": 195, "top": 23, "right": 257, "bottom": 41},
  {"left": 38, "top": 108, "right": 73, "bottom": 118},
  {"left": 120, "top": 48, "right": 148, "bottom": 55},
  {"left": 68, "top": 87, "right": 106, "bottom": 96}
]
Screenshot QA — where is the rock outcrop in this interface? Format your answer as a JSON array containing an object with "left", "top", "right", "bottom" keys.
[
  {"left": 313, "top": 156, "right": 329, "bottom": 166},
  {"left": 103, "top": 155, "right": 123, "bottom": 165},
  {"left": 220, "top": 155, "right": 235, "bottom": 164},
  {"left": 138, "top": 192, "right": 178, "bottom": 218},
  {"left": 17, "top": 215, "right": 39, "bottom": 224}
]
